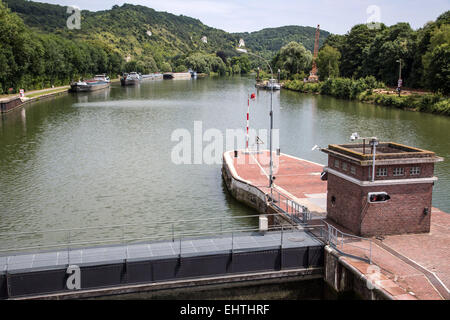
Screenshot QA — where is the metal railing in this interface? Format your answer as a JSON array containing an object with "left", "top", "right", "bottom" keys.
[
  {"left": 0, "top": 214, "right": 303, "bottom": 257},
  {"left": 269, "top": 188, "right": 311, "bottom": 224},
  {"left": 317, "top": 220, "right": 372, "bottom": 264}
]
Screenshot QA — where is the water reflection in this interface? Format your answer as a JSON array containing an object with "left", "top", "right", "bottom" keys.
[{"left": 0, "top": 77, "right": 448, "bottom": 243}]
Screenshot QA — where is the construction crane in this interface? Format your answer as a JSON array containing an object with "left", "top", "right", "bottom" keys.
[{"left": 307, "top": 25, "right": 320, "bottom": 83}]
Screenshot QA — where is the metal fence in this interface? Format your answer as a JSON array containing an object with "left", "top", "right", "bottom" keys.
[
  {"left": 0, "top": 214, "right": 303, "bottom": 257},
  {"left": 269, "top": 188, "right": 311, "bottom": 224},
  {"left": 317, "top": 220, "right": 372, "bottom": 264}
]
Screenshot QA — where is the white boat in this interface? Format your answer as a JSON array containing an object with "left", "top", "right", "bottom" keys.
[{"left": 265, "top": 79, "right": 281, "bottom": 90}]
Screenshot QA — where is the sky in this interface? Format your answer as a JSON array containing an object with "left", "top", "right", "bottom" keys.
[{"left": 43, "top": 0, "right": 449, "bottom": 34}]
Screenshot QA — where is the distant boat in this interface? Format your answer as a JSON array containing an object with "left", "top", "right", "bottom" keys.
[
  {"left": 266, "top": 80, "right": 281, "bottom": 90},
  {"left": 163, "top": 72, "right": 192, "bottom": 80},
  {"left": 256, "top": 79, "right": 281, "bottom": 91},
  {"left": 121, "top": 72, "right": 141, "bottom": 86},
  {"left": 70, "top": 75, "right": 110, "bottom": 92},
  {"left": 189, "top": 69, "right": 198, "bottom": 78},
  {"left": 141, "top": 73, "right": 163, "bottom": 81}
]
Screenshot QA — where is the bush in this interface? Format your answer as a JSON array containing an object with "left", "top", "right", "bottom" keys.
[
  {"left": 331, "top": 78, "right": 353, "bottom": 99},
  {"left": 431, "top": 99, "right": 450, "bottom": 115},
  {"left": 418, "top": 94, "right": 442, "bottom": 112},
  {"left": 175, "top": 65, "right": 187, "bottom": 72}
]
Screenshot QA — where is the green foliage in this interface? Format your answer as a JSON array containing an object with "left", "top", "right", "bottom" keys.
[
  {"left": 272, "top": 42, "right": 312, "bottom": 79},
  {"left": 322, "top": 12, "right": 450, "bottom": 93},
  {"left": 2, "top": 0, "right": 331, "bottom": 90},
  {"left": 175, "top": 65, "right": 187, "bottom": 72},
  {"left": 339, "top": 24, "right": 384, "bottom": 78},
  {"left": 0, "top": 0, "right": 124, "bottom": 92},
  {"left": 284, "top": 76, "right": 449, "bottom": 116},
  {"left": 160, "top": 62, "right": 172, "bottom": 73},
  {"left": 317, "top": 45, "right": 341, "bottom": 79},
  {"left": 422, "top": 24, "right": 450, "bottom": 94},
  {"left": 229, "top": 56, "right": 251, "bottom": 74},
  {"left": 234, "top": 26, "right": 330, "bottom": 61},
  {"left": 181, "top": 52, "right": 227, "bottom": 75}
]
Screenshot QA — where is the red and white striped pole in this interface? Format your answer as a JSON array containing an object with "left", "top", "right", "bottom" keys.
[
  {"left": 246, "top": 94, "right": 250, "bottom": 151},
  {"left": 246, "top": 93, "right": 256, "bottom": 152}
]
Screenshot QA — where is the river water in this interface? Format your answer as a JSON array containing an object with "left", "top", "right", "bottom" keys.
[{"left": 0, "top": 76, "right": 448, "bottom": 247}]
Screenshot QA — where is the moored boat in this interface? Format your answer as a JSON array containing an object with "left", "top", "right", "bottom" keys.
[
  {"left": 120, "top": 72, "right": 141, "bottom": 86},
  {"left": 163, "top": 72, "right": 192, "bottom": 80},
  {"left": 255, "top": 79, "right": 281, "bottom": 91},
  {"left": 70, "top": 75, "right": 111, "bottom": 92},
  {"left": 141, "top": 73, "right": 163, "bottom": 81}
]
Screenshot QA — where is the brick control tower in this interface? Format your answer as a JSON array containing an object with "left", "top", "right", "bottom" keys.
[{"left": 321, "top": 142, "right": 443, "bottom": 237}]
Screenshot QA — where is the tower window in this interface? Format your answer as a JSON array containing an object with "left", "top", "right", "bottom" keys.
[
  {"left": 334, "top": 159, "right": 340, "bottom": 168},
  {"left": 350, "top": 166, "right": 356, "bottom": 175},
  {"left": 376, "top": 168, "right": 387, "bottom": 177},
  {"left": 410, "top": 167, "right": 421, "bottom": 176},
  {"left": 342, "top": 162, "right": 348, "bottom": 171},
  {"left": 393, "top": 168, "right": 405, "bottom": 176}
]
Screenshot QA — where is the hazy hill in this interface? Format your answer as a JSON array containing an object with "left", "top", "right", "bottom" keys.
[
  {"left": 235, "top": 26, "right": 330, "bottom": 59},
  {"left": 4, "top": 0, "right": 329, "bottom": 60}
]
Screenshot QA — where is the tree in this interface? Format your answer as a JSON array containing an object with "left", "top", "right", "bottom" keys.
[
  {"left": 160, "top": 62, "right": 172, "bottom": 73},
  {"left": 272, "top": 42, "right": 312, "bottom": 79},
  {"left": 317, "top": 45, "right": 341, "bottom": 79},
  {"left": 424, "top": 43, "right": 450, "bottom": 94},
  {"left": 340, "top": 24, "right": 383, "bottom": 78}
]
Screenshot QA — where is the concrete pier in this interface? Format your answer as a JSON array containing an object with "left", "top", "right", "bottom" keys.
[{"left": 222, "top": 150, "right": 327, "bottom": 217}]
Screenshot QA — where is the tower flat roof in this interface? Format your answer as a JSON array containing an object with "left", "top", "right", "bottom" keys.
[{"left": 322, "top": 142, "right": 443, "bottom": 166}]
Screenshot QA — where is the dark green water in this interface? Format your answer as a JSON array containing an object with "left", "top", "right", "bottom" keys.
[{"left": 0, "top": 76, "right": 448, "bottom": 246}]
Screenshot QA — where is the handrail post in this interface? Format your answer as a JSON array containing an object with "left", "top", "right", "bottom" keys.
[
  {"left": 231, "top": 232, "right": 234, "bottom": 254},
  {"left": 67, "top": 230, "right": 71, "bottom": 265},
  {"left": 172, "top": 223, "right": 174, "bottom": 243},
  {"left": 281, "top": 225, "right": 284, "bottom": 247},
  {"left": 280, "top": 225, "right": 284, "bottom": 270}
]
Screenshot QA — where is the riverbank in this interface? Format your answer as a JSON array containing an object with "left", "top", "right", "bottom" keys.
[
  {"left": 283, "top": 77, "right": 450, "bottom": 116},
  {"left": 0, "top": 86, "right": 70, "bottom": 113},
  {"left": 0, "top": 78, "right": 123, "bottom": 114}
]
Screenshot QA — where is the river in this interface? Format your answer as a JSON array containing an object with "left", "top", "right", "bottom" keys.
[{"left": 0, "top": 76, "right": 448, "bottom": 247}]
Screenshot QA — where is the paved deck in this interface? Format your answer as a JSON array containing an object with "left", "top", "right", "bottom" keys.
[
  {"left": 324, "top": 210, "right": 450, "bottom": 300},
  {"left": 227, "top": 150, "right": 450, "bottom": 300},
  {"left": 228, "top": 150, "right": 327, "bottom": 215},
  {"left": 1, "top": 230, "right": 321, "bottom": 273}
]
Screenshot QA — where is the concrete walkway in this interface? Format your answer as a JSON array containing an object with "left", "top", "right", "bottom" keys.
[
  {"left": 325, "top": 210, "right": 449, "bottom": 300},
  {"left": 228, "top": 150, "right": 327, "bottom": 216},
  {"left": 226, "top": 150, "right": 449, "bottom": 300}
]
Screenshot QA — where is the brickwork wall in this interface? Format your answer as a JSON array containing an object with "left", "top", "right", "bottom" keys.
[
  {"left": 327, "top": 171, "right": 433, "bottom": 236},
  {"left": 326, "top": 174, "right": 364, "bottom": 235},
  {"left": 360, "top": 183, "right": 432, "bottom": 236}
]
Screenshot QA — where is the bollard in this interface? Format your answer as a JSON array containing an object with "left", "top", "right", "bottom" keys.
[{"left": 234, "top": 150, "right": 238, "bottom": 158}]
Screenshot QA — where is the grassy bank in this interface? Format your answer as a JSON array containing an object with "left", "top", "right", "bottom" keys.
[{"left": 283, "top": 77, "right": 450, "bottom": 116}]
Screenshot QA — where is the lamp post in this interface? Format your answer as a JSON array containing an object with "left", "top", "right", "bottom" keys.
[
  {"left": 351, "top": 133, "right": 378, "bottom": 182},
  {"left": 396, "top": 59, "right": 402, "bottom": 97},
  {"left": 236, "top": 48, "right": 275, "bottom": 196}
]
